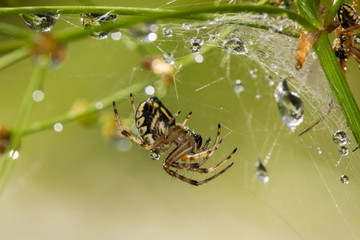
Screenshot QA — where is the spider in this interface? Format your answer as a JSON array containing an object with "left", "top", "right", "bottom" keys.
[
  {"left": 330, "top": 0, "right": 360, "bottom": 73},
  {"left": 112, "top": 94, "right": 237, "bottom": 186}
]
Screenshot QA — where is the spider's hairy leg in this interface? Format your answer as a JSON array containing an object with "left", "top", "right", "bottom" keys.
[
  {"left": 172, "top": 147, "right": 237, "bottom": 173},
  {"left": 350, "top": 45, "right": 360, "bottom": 64},
  {"left": 163, "top": 162, "right": 234, "bottom": 186},
  {"left": 180, "top": 112, "right": 192, "bottom": 127},
  {"left": 129, "top": 93, "right": 137, "bottom": 116},
  {"left": 112, "top": 101, "right": 153, "bottom": 151},
  {"left": 168, "top": 111, "right": 181, "bottom": 126}
]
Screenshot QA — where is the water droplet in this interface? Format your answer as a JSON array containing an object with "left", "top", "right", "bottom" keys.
[
  {"left": 150, "top": 150, "right": 160, "bottom": 160},
  {"left": 162, "top": 27, "right": 173, "bottom": 37},
  {"left": 208, "top": 34, "right": 219, "bottom": 41},
  {"left": 256, "top": 94, "right": 261, "bottom": 99},
  {"left": 354, "top": 34, "right": 360, "bottom": 44},
  {"left": 9, "top": 150, "right": 19, "bottom": 160},
  {"left": 110, "top": 31, "right": 122, "bottom": 40},
  {"left": 20, "top": 13, "right": 59, "bottom": 32},
  {"left": 147, "top": 32, "right": 157, "bottom": 42},
  {"left": 149, "top": 24, "right": 158, "bottom": 32},
  {"left": 223, "top": 37, "right": 248, "bottom": 55},
  {"left": 80, "top": 13, "right": 117, "bottom": 40},
  {"left": 189, "top": 37, "right": 204, "bottom": 54},
  {"left": 233, "top": 80, "right": 244, "bottom": 94},
  {"left": 95, "top": 101, "right": 103, "bottom": 109},
  {"left": 145, "top": 85, "right": 155, "bottom": 95},
  {"left": 195, "top": 54, "right": 203, "bottom": 63},
  {"left": 182, "top": 23, "right": 191, "bottom": 30},
  {"left": 54, "top": 122, "right": 63, "bottom": 132},
  {"left": 274, "top": 80, "right": 304, "bottom": 132},
  {"left": 256, "top": 161, "right": 269, "bottom": 183},
  {"left": 271, "top": 24, "right": 283, "bottom": 32},
  {"left": 333, "top": 130, "right": 348, "bottom": 146},
  {"left": 32, "top": 90, "right": 45, "bottom": 102},
  {"left": 266, "top": 75, "right": 274, "bottom": 86},
  {"left": 115, "top": 138, "right": 132, "bottom": 152},
  {"left": 249, "top": 69, "right": 257, "bottom": 78},
  {"left": 317, "top": 147, "right": 322, "bottom": 154},
  {"left": 340, "top": 174, "right": 349, "bottom": 184},
  {"left": 339, "top": 146, "right": 349, "bottom": 155},
  {"left": 163, "top": 53, "right": 174, "bottom": 64}
]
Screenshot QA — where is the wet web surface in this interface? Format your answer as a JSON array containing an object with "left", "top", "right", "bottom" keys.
[{"left": 2, "top": 0, "right": 360, "bottom": 239}]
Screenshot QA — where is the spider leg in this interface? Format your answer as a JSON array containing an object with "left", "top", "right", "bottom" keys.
[
  {"left": 171, "top": 148, "right": 237, "bottom": 173},
  {"left": 339, "top": 58, "right": 347, "bottom": 74},
  {"left": 350, "top": 46, "right": 360, "bottom": 64},
  {"left": 129, "top": 93, "right": 137, "bottom": 117},
  {"left": 112, "top": 101, "right": 153, "bottom": 151},
  {"left": 163, "top": 162, "right": 234, "bottom": 186},
  {"left": 180, "top": 112, "right": 192, "bottom": 127}
]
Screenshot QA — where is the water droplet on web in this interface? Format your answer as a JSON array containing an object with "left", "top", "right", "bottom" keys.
[
  {"left": 20, "top": 13, "right": 59, "bottom": 32},
  {"left": 271, "top": 24, "right": 283, "bottom": 32},
  {"left": 145, "top": 85, "right": 155, "bottom": 95},
  {"left": 95, "top": 101, "right": 103, "bottom": 109},
  {"left": 317, "top": 147, "right": 322, "bottom": 154},
  {"left": 223, "top": 37, "right": 248, "bottom": 55},
  {"left": 208, "top": 34, "right": 218, "bottom": 41},
  {"left": 80, "top": 13, "right": 117, "bottom": 40},
  {"left": 32, "top": 90, "right": 45, "bottom": 102},
  {"left": 339, "top": 146, "right": 349, "bottom": 155},
  {"left": 147, "top": 32, "right": 157, "bottom": 42},
  {"left": 256, "top": 94, "right": 261, "bottom": 99},
  {"left": 266, "top": 75, "right": 274, "bottom": 86},
  {"left": 233, "top": 80, "right": 244, "bottom": 94},
  {"left": 249, "top": 69, "right": 257, "bottom": 79},
  {"left": 115, "top": 138, "right": 132, "bottom": 152},
  {"left": 150, "top": 150, "right": 160, "bottom": 160},
  {"left": 354, "top": 34, "right": 360, "bottom": 44},
  {"left": 162, "top": 27, "right": 173, "bottom": 37},
  {"left": 274, "top": 80, "right": 304, "bottom": 132},
  {"left": 110, "top": 31, "right": 122, "bottom": 40},
  {"left": 163, "top": 53, "right": 174, "bottom": 64},
  {"left": 9, "top": 150, "right": 19, "bottom": 160},
  {"left": 189, "top": 37, "right": 204, "bottom": 54},
  {"left": 182, "top": 23, "right": 191, "bottom": 30},
  {"left": 149, "top": 24, "right": 158, "bottom": 32},
  {"left": 195, "top": 54, "right": 203, "bottom": 63},
  {"left": 256, "top": 161, "right": 269, "bottom": 183},
  {"left": 54, "top": 122, "right": 63, "bottom": 132},
  {"left": 332, "top": 130, "right": 348, "bottom": 146},
  {"left": 340, "top": 175, "right": 349, "bottom": 184}
]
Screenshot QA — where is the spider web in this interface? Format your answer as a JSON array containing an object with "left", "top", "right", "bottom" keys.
[{"left": 1, "top": 0, "right": 360, "bottom": 239}]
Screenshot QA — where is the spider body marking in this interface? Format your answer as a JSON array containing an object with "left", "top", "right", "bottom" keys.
[{"left": 113, "top": 93, "right": 237, "bottom": 186}]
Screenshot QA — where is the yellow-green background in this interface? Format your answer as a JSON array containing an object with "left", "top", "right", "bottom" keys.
[{"left": 1, "top": 1, "right": 360, "bottom": 239}]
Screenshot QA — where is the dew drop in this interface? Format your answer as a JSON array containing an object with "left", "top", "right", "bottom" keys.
[
  {"left": 317, "top": 147, "right": 322, "bottom": 154},
  {"left": 233, "top": 80, "right": 244, "bottom": 94},
  {"left": 80, "top": 13, "right": 117, "bottom": 40},
  {"left": 266, "top": 75, "right": 274, "bottom": 86},
  {"left": 195, "top": 54, "right": 204, "bottom": 63},
  {"left": 110, "top": 31, "right": 122, "bottom": 40},
  {"left": 339, "top": 146, "right": 349, "bottom": 155},
  {"left": 340, "top": 174, "right": 349, "bottom": 184},
  {"left": 182, "top": 23, "right": 191, "bottom": 30},
  {"left": 163, "top": 53, "right": 174, "bottom": 64},
  {"left": 145, "top": 85, "right": 155, "bottom": 95},
  {"left": 256, "top": 161, "right": 269, "bottom": 183},
  {"left": 249, "top": 69, "right": 257, "bottom": 79},
  {"left": 95, "top": 101, "right": 103, "bottom": 109},
  {"left": 354, "top": 34, "right": 360, "bottom": 45},
  {"left": 208, "top": 34, "right": 219, "bottom": 41},
  {"left": 20, "top": 13, "right": 59, "bottom": 32},
  {"left": 32, "top": 90, "right": 45, "bottom": 102},
  {"left": 223, "top": 37, "right": 248, "bottom": 55},
  {"left": 256, "top": 94, "right": 261, "bottom": 99},
  {"left": 150, "top": 150, "right": 160, "bottom": 160},
  {"left": 189, "top": 37, "right": 204, "bottom": 54},
  {"left": 9, "top": 150, "right": 19, "bottom": 160},
  {"left": 147, "top": 32, "right": 157, "bottom": 42},
  {"left": 116, "top": 138, "right": 132, "bottom": 152},
  {"left": 162, "top": 27, "right": 173, "bottom": 37},
  {"left": 54, "top": 122, "right": 63, "bottom": 132},
  {"left": 332, "top": 130, "right": 348, "bottom": 146},
  {"left": 274, "top": 80, "right": 304, "bottom": 132}
]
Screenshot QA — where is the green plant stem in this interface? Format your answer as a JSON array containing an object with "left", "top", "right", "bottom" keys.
[
  {"left": 0, "top": 56, "right": 49, "bottom": 193},
  {"left": 22, "top": 81, "right": 147, "bottom": 136},
  {"left": 324, "top": 0, "right": 342, "bottom": 28},
  {"left": 0, "top": 46, "right": 29, "bottom": 70},
  {"left": 0, "top": 22, "right": 33, "bottom": 40},
  {"left": 295, "top": 0, "right": 321, "bottom": 29},
  {"left": 0, "top": 5, "right": 315, "bottom": 31},
  {"left": 314, "top": 32, "right": 360, "bottom": 145}
]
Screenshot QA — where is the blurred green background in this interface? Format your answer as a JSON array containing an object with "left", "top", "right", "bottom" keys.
[{"left": 1, "top": 1, "right": 360, "bottom": 239}]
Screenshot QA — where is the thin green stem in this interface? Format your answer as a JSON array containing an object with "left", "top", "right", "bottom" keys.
[
  {"left": 324, "top": 0, "right": 342, "bottom": 28},
  {"left": 22, "top": 81, "right": 147, "bottom": 136},
  {"left": 0, "top": 46, "right": 30, "bottom": 71},
  {"left": 0, "top": 22, "right": 33, "bottom": 40},
  {"left": 314, "top": 32, "right": 360, "bottom": 145},
  {"left": 0, "top": 56, "right": 49, "bottom": 193}
]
